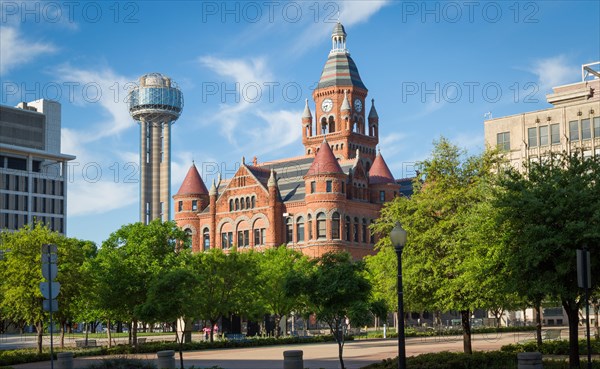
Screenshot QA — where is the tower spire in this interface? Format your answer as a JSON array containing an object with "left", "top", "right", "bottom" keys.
[
  {"left": 341, "top": 90, "right": 351, "bottom": 111},
  {"left": 331, "top": 22, "right": 347, "bottom": 54},
  {"left": 302, "top": 98, "right": 312, "bottom": 119}
]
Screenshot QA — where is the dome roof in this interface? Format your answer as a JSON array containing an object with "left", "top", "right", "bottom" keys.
[
  {"left": 369, "top": 153, "right": 395, "bottom": 184},
  {"left": 306, "top": 140, "right": 343, "bottom": 176},
  {"left": 176, "top": 163, "right": 208, "bottom": 196},
  {"left": 317, "top": 52, "right": 366, "bottom": 90},
  {"left": 332, "top": 22, "right": 347, "bottom": 37}
]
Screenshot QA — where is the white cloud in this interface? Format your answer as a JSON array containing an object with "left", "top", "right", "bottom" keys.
[
  {"left": 68, "top": 181, "right": 137, "bottom": 216},
  {"left": 291, "top": 0, "right": 391, "bottom": 55},
  {"left": 53, "top": 65, "right": 134, "bottom": 139},
  {"left": 529, "top": 55, "right": 579, "bottom": 92},
  {"left": 0, "top": 26, "right": 55, "bottom": 75}
]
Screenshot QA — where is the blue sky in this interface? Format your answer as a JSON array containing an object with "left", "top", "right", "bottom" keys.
[{"left": 1, "top": 0, "right": 599, "bottom": 245}]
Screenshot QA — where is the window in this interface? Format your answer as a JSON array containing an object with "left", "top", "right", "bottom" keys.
[
  {"left": 551, "top": 123, "right": 560, "bottom": 144},
  {"left": 527, "top": 127, "right": 537, "bottom": 147},
  {"left": 310, "top": 181, "right": 316, "bottom": 194},
  {"left": 254, "top": 229, "right": 261, "bottom": 246},
  {"left": 379, "top": 190, "right": 385, "bottom": 202},
  {"left": 316, "top": 212, "right": 326, "bottom": 239},
  {"left": 203, "top": 228, "right": 210, "bottom": 251},
  {"left": 221, "top": 233, "right": 228, "bottom": 249},
  {"left": 228, "top": 232, "right": 233, "bottom": 248},
  {"left": 594, "top": 117, "right": 600, "bottom": 138},
  {"left": 184, "top": 228, "right": 193, "bottom": 249},
  {"left": 341, "top": 181, "right": 345, "bottom": 194},
  {"left": 362, "top": 219, "right": 367, "bottom": 243},
  {"left": 246, "top": 197, "right": 250, "bottom": 209},
  {"left": 297, "top": 217, "right": 305, "bottom": 242},
  {"left": 192, "top": 200, "right": 198, "bottom": 211},
  {"left": 308, "top": 214, "right": 313, "bottom": 239},
  {"left": 244, "top": 230, "right": 249, "bottom": 247},
  {"left": 331, "top": 212, "right": 340, "bottom": 239},
  {"left": 238, "top": 231, "right": 244, "bottom": 247},
  {"left": 251, "top": 196, "right": 255, "bottom": 208},
  {"left": 235, "top": 199, "right": 239, "bottom": 210},
  {"left": 581, "top": 119, "right": 591, "bottom": 140},
  {"left": 345, "top": 216, "right": 351, "bottom": 241},
  {"left": 229, "top": 199, "right": 233, "bottom": 212},
  {"left": 286, "top": 218, "right": 293, "bottom": 243},
  {"left": 496, "top": 132, "right": 510, "bottom": 151},
  {"left": 539, "top": 125, "right": 549, "bottom": 146},
  {"left": 569, "top": 120, "right": 579, "bottom": 141},
  {"left": 178, "top": 201, "right": 183, "bottom": 212},
  {"left": 353, "top": 217, "right": 359, "bottom": 242},
  {"left": 240, "top": 198, "right": 245, "bottom": 210},
  {"left": 326, "top": 180, "right": 332, "bottom": 193},
  {"left": 261, "top": 228, "right": 266, "bottom": 245}
]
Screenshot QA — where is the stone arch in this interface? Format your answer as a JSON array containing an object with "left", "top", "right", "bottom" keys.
[{"left": 328, "top": 115, "right": 336, "bottom": 133}]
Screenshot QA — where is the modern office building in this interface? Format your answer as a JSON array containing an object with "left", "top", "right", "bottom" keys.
[
  {"left": 128, "top": 73, "right": 184, "bottom": 224},
  {"left": 484, "top": 62, "right": 600, "bottom": 169},
  {"left": 173, "top": 23, "right": 405, "bottom": 259},
  {"left": 0, "top": 99, "right": 75, "bottom": 233}
]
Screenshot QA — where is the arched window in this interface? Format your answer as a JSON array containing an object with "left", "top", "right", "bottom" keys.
[
  {"left": 329, "top": 116, "right": 335, "bottom": 133},
  {"left": 251, "top": 196, "right": 256, "bottom": 208},
  {"left": 246, "top": 197, "right": 250, "bottom": 209},
  {"left": 331, "top": 212, "right": 340, "bottom": 239},
  {"left": 362, "top": 218, "right": 367, "bottom": 243},
  {"left": 296, "top": 216, "right": 305, "bottom": 242},
  {"left": 286, "top": 217, "right": 293, "bottom": 244},
  {"left": 308, "top": 214, "right": 313, "bottom": 240},
  {"left": 240, "top": 197, "right": 245, "bottom": 210},
  {"left": 235, "top": 199, "right": 239, "bottom": 211},
  {"left": 184, "top": 228, "right": 193, "bottom": 249},
  {"left": 237, "top": 221, "right": 250, "bottom": 247},
  {"left": 202, "top": 228, "right": 210, "bottom": 251},
  {"left": 321, "top": 117, "right": 327, "bottom": 134},
  {"left": 345, "top": 216, "right": 351, "bottom": 241},
  {"left": 229, "top": 199, "right": 233, "bottom": 212},
  {"left": 353, "top": 217, "right": 359, "bottom": 242},
  {"left": 316, "top": 212, "right": 326, "bottom": 239},
  {"left": 220, "top": 223, "right": 233, "bottom": 249}
]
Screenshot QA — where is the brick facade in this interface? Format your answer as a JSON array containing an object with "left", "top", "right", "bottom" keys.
[{"left": 174, "top": 23, "right": 401, "bottom": 259}]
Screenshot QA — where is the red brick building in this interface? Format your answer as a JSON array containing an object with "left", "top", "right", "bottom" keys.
[{"left": 174, "top": 23, "right": 401, "bottom": 259}]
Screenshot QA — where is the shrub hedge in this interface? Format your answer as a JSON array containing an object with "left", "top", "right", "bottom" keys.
[
  {"left": 501, "top": 338, "right": 600, "bottom": 355},
  {"left": 361, "top": 351, "right": 600, "bottom": 369}
]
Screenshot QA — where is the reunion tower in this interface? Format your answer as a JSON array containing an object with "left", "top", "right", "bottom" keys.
[{"left": 128, "top": 73, "right": 184, "bottom": 224}]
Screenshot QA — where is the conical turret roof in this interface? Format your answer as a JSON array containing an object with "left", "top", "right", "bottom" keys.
[
  {"left": 302, "top": 99, "right": 312, "bottom": 119},
  {"left": 306, "top": 140, "right": 343, "bottom": 176},
  {"left": 176, "top": 163, "right": 208, "bottom": 195},
  {"left": 369, "top": 152, "right": 395, "bottom": 184},
  {"left": 368, "top": 98, "right": 378, "bottom": 119}
]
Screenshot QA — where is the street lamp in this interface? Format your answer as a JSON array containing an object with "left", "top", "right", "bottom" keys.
[{"left": 390, "top": 222, "right": 407, "bottom": 369}]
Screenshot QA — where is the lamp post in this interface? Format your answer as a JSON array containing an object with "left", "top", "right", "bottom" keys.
[{"left": 390, "top": 222, "right": 407, "bottom": 369}]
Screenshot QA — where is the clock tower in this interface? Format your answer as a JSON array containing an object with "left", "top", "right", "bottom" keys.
[{"left": 302, "top": 22, "right": 379, "bottom": 170}]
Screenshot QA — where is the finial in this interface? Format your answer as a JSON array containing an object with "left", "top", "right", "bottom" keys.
[
  {"left": 242, "top": 156, "right": 245, "bottom": 165},
  {"left": 377, "top": 147, "right": 381, "bottom": 155},
  {"left": 268, "top": 168, "right": 277, "bottom": 187},
  {"left": 302, "top": 98, "right": 312, "bottom": 119},
  {"left": 368, "top": 97, "right": 379, "bottom": 119},
  {"left": 341, "top": 90, "right": 351, "bottom": 111},
  {"left": 209, "top": 179, "right": 217, "bottom": 196}
]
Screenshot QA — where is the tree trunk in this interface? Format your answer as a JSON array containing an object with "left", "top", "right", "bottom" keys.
[
  {"left": 107, "top": 318, "right": 112, "bottom": 348},
  {"left": 274, "top": 314, "right": 281, "bottom": 338},
  {"left": 36, "top": 321, "right": 43, "bottom": 354},
  {"left": 132, "top": 319, "right": 138, "bottom": 348},
  {"left": 60, "top": 322, "right": 65, "bottom": 348},
  {"left": 460, "top": 310, "right": 472, "bottom": 354},
  {"left": 117, "top": 321, "right": 123, "bottom": 333},
  {"left": 535, "top": 303, "right": 542, "bottom": 347},
  {"left": 594, "top": 303, "right": 599, "bottom": 339},
  {"left": 85, "top": 322, "right": 90, "bottom": 346},
  {"left": 562, "top": 299, "right": 581, "bottom": 369},
  {"left": 523, "top": 308, "right": 528, "bottom": 326},
  {"left": 128, "top": 322, "right": 132, "bottom": 345}
]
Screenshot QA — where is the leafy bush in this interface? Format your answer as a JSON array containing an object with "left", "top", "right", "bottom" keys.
[
  {"left": 85, "top": 358, "right": 156, "bottom": 369},
  {"left": 501, "top": 338, "right": 600, "bottom": 355},
  {"left": 361, "top": 351, "right": 600, "bottom": 369}
]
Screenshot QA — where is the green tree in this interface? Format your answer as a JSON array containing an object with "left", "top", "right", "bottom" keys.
[
  {"left": 95, "top": 219, "right": 187, "bottom": 346},
  {"left": 255, "top": 246, "right": 310, "bottom": 337},
  {"left": 286, "top": 251, "right": 371, "bottom": 369},
  {"left": 140, "top": 267, "right": 201, "bottom": 369},
  {"left": 372, "top": 138, "right": 504, "bottom": 354},
  {"left": 0, "top": 223, "right": 93, "bottom": 354},
  {"left": 189, "top": 248, "right": 260, "bottom": 342},
  {"left": 495, "top": 151, "right": 600, "bottom": 368}
]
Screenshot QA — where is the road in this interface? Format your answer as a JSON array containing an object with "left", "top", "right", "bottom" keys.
[{"left": 9, "top": 331, "right": 542, "bottom": 369}]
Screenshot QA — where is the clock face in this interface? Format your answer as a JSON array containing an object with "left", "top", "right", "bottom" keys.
[
  {"left": 321, "top": 98, "right": 333, "bottom": 113},
  {"left": 354, "top": 99, "right": 363, "bottom": 112}
]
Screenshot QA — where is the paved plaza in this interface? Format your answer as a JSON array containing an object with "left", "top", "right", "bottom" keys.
[{"left": 8, "top": 330, "right": 553, "bottom": 369}]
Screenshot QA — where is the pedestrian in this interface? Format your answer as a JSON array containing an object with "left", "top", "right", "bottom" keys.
[
  {"left": 213, "top": 324, "right": 219, "bottom": 339},
  {"left": 203, "top": 326, "right": 210, "bottom": 341}
]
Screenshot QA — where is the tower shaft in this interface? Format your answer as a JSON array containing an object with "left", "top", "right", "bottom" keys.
[{"left": 140, "top": 119, "right": 171, "bottom": 224}]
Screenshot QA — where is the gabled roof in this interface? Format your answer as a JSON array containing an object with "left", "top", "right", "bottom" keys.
[
  {"left": 176, "top": 163, "right": 208, "bottom": 195},
  {"left": 369, "top": 153, "right": 395, "bottom": 185},
  {"left": 306, "top": 140, "right": 344, "bottom": 176}
]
